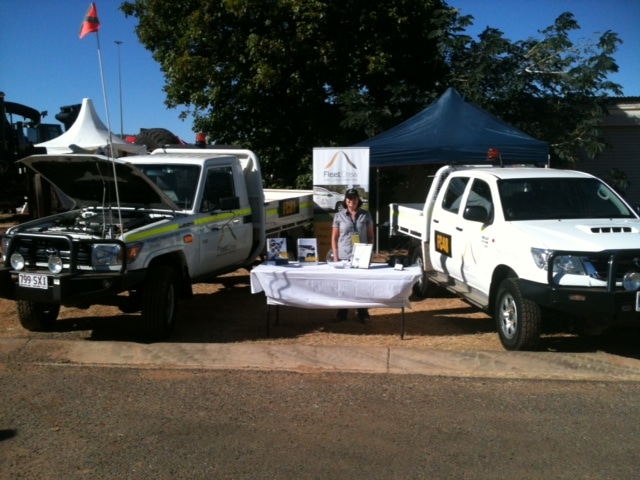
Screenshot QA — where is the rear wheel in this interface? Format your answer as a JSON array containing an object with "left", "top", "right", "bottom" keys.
[
  {"left": 495, "top": 277, "right": 541, "bottom": 351},
  {"left": 17, "top": 300, "right": 60, "bottom": 331},
  {"left": 141, "top": 266, "right": 178, "bottom": 341}
]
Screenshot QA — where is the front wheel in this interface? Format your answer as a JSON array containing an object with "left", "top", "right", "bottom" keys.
[
  {"left": 141, "top": 266, "right": 178, "bottom": 341},
  {"left": 495, "top": 278, "right": 541, "bottom": 351},
  {"left": 411, "top": 248, "right": 430, "bottom": 297},
  {"left": 17, "top": 300, "right": 60, "bottom": 331}
]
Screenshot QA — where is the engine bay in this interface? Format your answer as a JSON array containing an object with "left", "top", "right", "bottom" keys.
[{"left": 9, "top": 208, "right": 175, "bottom": 240}]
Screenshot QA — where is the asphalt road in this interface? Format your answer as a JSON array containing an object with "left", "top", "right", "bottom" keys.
[{"left": 2, "top": 340, "right": 640, "bottom": 479}]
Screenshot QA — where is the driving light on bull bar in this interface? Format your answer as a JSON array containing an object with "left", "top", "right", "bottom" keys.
[
  {"left": 92, "top": 244, "right": 123, "bottom": 266},
  {"left": 10, "top": 253, "right": 25, "bottom": 271},
  {"left": 623, "top": 271, "right": 640, "bottom": 291},
  {"left": 48, "top": 256, "right": 63, "bottom": 274}
]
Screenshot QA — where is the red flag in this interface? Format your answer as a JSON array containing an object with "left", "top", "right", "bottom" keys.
[{"left": 79, "top": 3, "right": 100, "bottom": 39}]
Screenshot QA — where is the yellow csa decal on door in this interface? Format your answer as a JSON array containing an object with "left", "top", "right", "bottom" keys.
[{"left": 435, "top": 231, "right": 452, "bottom": 257}]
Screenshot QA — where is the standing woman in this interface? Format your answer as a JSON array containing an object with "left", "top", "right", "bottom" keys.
[{"left": 331, "top": 188, "right": 375, "bottom": 323}]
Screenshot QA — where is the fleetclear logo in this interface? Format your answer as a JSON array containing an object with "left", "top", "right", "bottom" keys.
[{"left": 323, "top": 150, "right": 359, "bottom": 180}]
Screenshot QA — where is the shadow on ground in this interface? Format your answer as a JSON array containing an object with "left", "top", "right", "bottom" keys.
[{"left": 4, "top": 271, "right": 639, "bottom": 359}]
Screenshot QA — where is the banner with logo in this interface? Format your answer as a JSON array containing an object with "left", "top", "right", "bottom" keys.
[
  {"left": 313, "top": 147, "right": 370, "bottom": 189},
  {"left": 312, "top": 147, "right": 370, "bottom": 211}
]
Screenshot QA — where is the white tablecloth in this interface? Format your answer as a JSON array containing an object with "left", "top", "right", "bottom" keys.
[{"left": 250, "top": 262, "right": 421, "bottom": 309}]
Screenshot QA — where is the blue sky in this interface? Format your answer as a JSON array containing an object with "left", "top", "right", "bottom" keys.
[{"left": 1, "top": 0, "right": 638, "bottom": 143}]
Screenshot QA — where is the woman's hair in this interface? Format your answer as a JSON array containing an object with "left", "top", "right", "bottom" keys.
[
  {"left": 343, "top": 197, "right": 363, "bottom": 209},
  {"left": 344, "top": 189, "right": 363, "bottom": 208}
]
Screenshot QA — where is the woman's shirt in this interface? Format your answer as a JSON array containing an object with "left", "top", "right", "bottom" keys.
[{"left": 332, "top": 208, "right": 373, "bottom": 260}]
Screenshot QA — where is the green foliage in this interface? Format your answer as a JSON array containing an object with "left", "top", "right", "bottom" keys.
[
  {"left": 120, "top": 2, "right": 623, "bottom": 184},
  {"left": 605, "top": 168, "right": 630, "bottom": 197},
  {"left": 121, "top": 0, "right": 450, "bottom": 187},
  {"left": 441, "top": 11, "right": 622, "bottom": 166}
]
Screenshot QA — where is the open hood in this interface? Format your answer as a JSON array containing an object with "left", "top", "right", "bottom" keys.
[{"left": 19, "top": 154, "right": 180, "bottom": 210}]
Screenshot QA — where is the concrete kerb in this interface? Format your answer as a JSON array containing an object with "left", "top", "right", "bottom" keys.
[{"left": 2, "top": 338, "right": 640, "bottom": 381}]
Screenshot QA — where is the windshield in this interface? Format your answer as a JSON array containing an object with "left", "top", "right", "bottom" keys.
[
  {"left": 498, "top": 178, "right": 635, "bottom": 221},
  {"left": 135, "top": 164, "right": 201, "bottom": 210}
]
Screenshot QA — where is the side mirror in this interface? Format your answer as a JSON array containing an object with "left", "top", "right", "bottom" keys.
[{"left": 463, "top": 205, "right": 489, "bottom": 223}]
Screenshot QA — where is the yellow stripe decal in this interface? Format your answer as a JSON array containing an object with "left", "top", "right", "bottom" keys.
[
  {"left": 125, "top": 208, "right": 251, "bottom": 242},
  {"left": 126, "top": 223, "right": 179, "bottom": 242},
  {"left": 194, "top": 208, "right": 251, "bottom": 226}
]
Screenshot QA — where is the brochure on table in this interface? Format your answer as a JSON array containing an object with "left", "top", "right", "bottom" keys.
[
  {"left": 351, "top": 243, "right": 373, "bottom": 269},
  {"left": 267, "top": 238, "right": 289, "bottom": 265},
  {"left": 297, "top": 238, "right": 318, "bottom": 264}
]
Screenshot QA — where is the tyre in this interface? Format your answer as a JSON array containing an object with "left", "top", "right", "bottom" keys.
[
  {"left": 141, "top": 265, "right": 178, "bottom": 341},
  {"left": 135, "top": 128, "right": 179, "bottom": 152},
  {"left": 411, "top": 248, "right": 430, "bottom": 297},
  {"left": 118, "top": 290, "right": 142, "bottom": 314},
  {"left": 495, "top": 277, "right": 541, "bottom": 351},
  {"left": 17, "top": 300, "right": 60, "bottom": 331}
]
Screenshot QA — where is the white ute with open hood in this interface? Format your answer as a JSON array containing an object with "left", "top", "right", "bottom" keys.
[{"left": 0, "top": 147, "right": 313, "bottom": 339}]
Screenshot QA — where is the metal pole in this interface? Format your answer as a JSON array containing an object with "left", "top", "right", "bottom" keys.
[
  {"left": 115, "top": 40, "right": 124, "bottom": 138},
  {"left": 376, "top": 167, "right": 380, "bottom": 254}
]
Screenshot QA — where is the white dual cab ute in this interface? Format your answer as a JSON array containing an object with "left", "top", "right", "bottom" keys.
[
  {"left": 390, "top": 163, "right": 640, "bottom": 350},
  {"left": 0, "top": 147, "right": 313, "bottom": 339}
]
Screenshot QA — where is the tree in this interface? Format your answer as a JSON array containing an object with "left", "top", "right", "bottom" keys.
[
  {"left": 121, "top": 2, "right": 622, "bottom": 184},
  {"left": 121, "top": 0, "right": 452, "bottom": 187},
  {"left": 441, "top": 11, "right": 623, "bottom": 166}
]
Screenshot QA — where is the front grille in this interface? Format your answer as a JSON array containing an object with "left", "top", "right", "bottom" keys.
[{"left": 9, "top": 234, "right": 93, "bottom": 273}]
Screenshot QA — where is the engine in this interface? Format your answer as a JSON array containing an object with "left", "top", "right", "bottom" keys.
[{"left": 10, "top": 208, "right": 173, "bottom": 240}]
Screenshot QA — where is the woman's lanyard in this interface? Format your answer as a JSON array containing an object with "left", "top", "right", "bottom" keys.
[
  {"left": 348, "top": 211, "right": 359, "bottom": 233},
  {"left": 349, "top": 211, "right": 360, "bottom": 243}
]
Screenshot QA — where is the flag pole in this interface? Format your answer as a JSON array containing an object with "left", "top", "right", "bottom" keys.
[{"left": 83, "top": 3, "right": 124, "bottom": 236}]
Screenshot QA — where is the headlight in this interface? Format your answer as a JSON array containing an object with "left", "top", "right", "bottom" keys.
[
  {"left": 92, "top": 244, "right": 123, "bottom": 266},
  {"left": 552, "top": 255, "right": 587, "bottom": 275},
  {"left": 531, "top": 248, "right": 587, "bottom": 275},
  {"left": 531, "top": 248, "right": 550, "bottom": 270},
  {"left": 623, "top": 271, "right": 640, "bottom": 291}
]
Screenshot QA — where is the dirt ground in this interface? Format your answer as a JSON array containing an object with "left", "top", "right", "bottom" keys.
[
  {"left": 1, "top": 214, "right": 639, "bottom": 356},
  {"left": 0, "top": 267, "right": 504, "bottom": 350},
  {"left": 1, "top": 266, "right": 640, "bottom": 357}
]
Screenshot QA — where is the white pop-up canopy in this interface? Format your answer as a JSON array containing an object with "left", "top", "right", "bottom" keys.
[{"left": 36, "top": 98, "right": 146, "bottom": 156}]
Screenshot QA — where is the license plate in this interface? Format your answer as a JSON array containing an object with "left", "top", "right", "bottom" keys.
[{"left": 18, "top": 273, "right": 49, "bottom": 289}]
